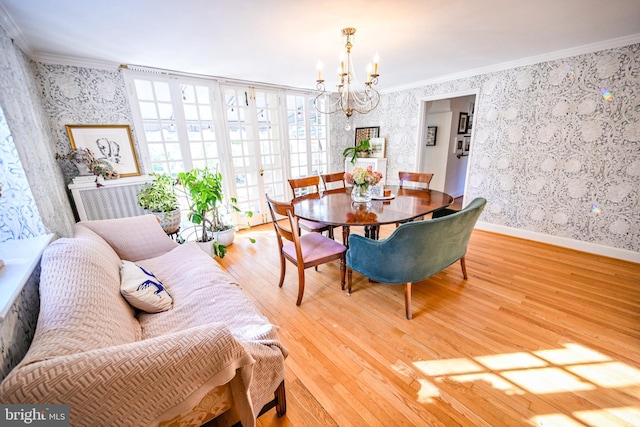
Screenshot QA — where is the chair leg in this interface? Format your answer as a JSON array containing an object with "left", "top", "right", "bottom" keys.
[
  {"left": 278, "top": 254, "right": 286, "bottom": 288},
  {"left": 340, "top": 255, "right": 346, "bottom": 290},
  {"left": 460, "top": 256, "right": 468, "bottom": 280},
  {"left": 296, "top": 266, "right": 306, "bottom": 306},
  {"left": 347, "top": 267, "right": 353, "bottom": 295},
  {"left": 405, "top": 282, "right": 413, "bottom": 320}
]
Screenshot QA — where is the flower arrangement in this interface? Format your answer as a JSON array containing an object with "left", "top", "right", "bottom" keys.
[
  {"left": 56, "top": 148, "right": 119, "bottom": 180},
  {"left": 344, "top": 166, "right": 383, "bottom": 189}
]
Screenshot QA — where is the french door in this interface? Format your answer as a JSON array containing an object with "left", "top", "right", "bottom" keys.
[
  {"left": 221, "top": 85, "right": 287, "bottom": 225},
  {"left": 125, "top": 70, "right": 325, "bottom": 227}
]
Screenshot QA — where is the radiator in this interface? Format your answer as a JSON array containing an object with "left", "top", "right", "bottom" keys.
[{"left": 68, "top": 176, "right": 152, "bottom": 221}]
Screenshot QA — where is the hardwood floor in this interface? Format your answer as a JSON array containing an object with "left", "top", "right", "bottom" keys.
[{"left": 218, "top": 223, "right": 640, "bottom": 427}]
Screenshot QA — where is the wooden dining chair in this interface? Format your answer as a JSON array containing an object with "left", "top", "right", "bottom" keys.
[
  {"left": 266, "top": 194, "right": 346, "bottom": 306},
  {"left": 288, "top": 176, "right": 334, "bottom": 238},
  {"left": 346, "top": 197, "right": 486, "bottom": 319},
  {"left": 398, "top": 171, "right": 434, "bottom": 190},
  {"left": 320, "top": 172, "right": 346, "bottom": 190},
  {"left": 396, "top": 171, "right": 435, "bottom": 226}
]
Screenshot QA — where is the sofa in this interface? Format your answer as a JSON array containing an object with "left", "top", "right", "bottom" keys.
[{"left": 0, "top": 215, "right": 288, "bottom": 427}]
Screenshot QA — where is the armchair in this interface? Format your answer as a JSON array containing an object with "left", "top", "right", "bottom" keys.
[{"left": 346, "top": 198, "right": 486, "bottom": 319}]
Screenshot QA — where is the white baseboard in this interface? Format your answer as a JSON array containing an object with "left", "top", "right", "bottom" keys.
[{"left": 475, "top": 221, "right": 640, "bottom": 264}]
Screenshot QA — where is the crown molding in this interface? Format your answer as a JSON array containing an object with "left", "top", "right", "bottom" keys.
[
  {"left": 32, "top": 52, "right": 121, "bottom": 71},
  {"left": 0, "top": 1, "right": 32, "bottom": 55},
  {"left": 383, "top": 33, "right": 640, "bottom": 93}
]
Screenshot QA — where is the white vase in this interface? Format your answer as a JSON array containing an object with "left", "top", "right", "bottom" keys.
[
  {"left": 195, "top": 240, "right": 213, "bottom": 257},
  {"left": 213, "top": 228, "right": 235, "bottom": 247}
]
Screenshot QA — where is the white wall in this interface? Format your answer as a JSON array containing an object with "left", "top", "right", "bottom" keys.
[
  {"left": 444, "top": 95, "right": 474, "bottom": 197},
  {"left": 420, "top": 100, "right": 451, "bottom": 192}
]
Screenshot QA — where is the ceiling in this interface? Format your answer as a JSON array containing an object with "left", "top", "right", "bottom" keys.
[{"left": 1, "top": 0, "right": 640, "bottom": 91}]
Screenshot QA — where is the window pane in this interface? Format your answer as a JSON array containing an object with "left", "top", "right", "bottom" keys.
[
  {"left": 134, "top": 80, "right": 154, "bottom": 100},
  {"left": 154, "top": 82, "right": 171, "bottom": 101}
]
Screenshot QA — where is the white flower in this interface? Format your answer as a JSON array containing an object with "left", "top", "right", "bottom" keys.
[
  {"left": 581, "top": 121, "right": 603, "bottom": 142},
  {"left": 552, "top": 211, "right": 569, "bottom": 225},
  {"left": 528, "top": 179, "right": 545, "bottom": 194},
  {"left": 516, "top": 71, "right": 533, "bottom": 90},
  {"left": 622, "top": 121, "right": 640, "bottom": 142},
  {"left": 567, "top": 180, "right": 588, "bottom": 198},
  {"left": 597, "top": 54, "right": 621, "bottom": 79},
  {"left": 537, "top": 125, "right": 557, "bottom": 143},
  {"left": 549, "top": 65, "right": 568, "bottom": 85},
  {"left": 606, "top": 183, "right": 632, "bottom": 203},
  {"left": 499, "top": 176, "right": 515, "bottom": 191},
  {"left": 531, "top": 208, "right": 546, "bottom": 222},
  {"left": 564, "top": 159, "right": 582, "bottom": 173},
  {"left": 496, "top": 158, "right": 510, "bottom": 170},
  {"left": 609, "top": 219, "right": 629, "bottom": 235},
  {"left": 552, "top": 100, "right": 570, "bottom": 117},
  {"left": 577, "top": 99, "right": 597, "bottom": 115},
  {"left": 541, "top": 158, "right": 556, "bottom": 172}
]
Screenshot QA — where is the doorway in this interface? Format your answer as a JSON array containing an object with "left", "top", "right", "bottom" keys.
[{"left": 417, "top": 90, "right": 478, "bottom": 206}]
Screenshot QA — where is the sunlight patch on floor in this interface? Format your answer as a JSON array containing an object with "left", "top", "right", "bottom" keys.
[{"left": 409, "top": 343, "right": 640, "bottom": 425}]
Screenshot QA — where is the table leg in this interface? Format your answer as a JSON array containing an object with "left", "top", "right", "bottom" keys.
[
  {"left": 342, "top": 225, "right": 351, "bottom": 248},
  {"left": 364, "top": 225, "right": 380, "bottom": 240}
]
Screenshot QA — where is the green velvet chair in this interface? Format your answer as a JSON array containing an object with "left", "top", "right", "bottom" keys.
[{"left": 346, "top": 197, "right": 486, "bottom": 319}]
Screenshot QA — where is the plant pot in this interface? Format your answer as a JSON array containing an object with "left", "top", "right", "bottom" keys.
[
  {"left": 151, "top": 208, "right": 181, "bottom": 234},
  {"left": 213, "top": 228, "right": 235, "bottom": 247},
  {"left": 195, "top": 240, "right": 213, "bottom": 257}
]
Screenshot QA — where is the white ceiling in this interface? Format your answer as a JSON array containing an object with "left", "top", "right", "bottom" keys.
[{"left": 2, "top": 0, "right": 640, "bottom": 91}]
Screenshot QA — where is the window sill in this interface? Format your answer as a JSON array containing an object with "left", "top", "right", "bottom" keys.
[{"left": 0, "top": 233, "right": 54, "bottom": 319}]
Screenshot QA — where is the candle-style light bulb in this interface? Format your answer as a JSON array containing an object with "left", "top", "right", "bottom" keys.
[
  {"left": 373, "top": 53, "right": 379, "bottom": 75},
  {"left": 317, "top": 60, "right": 323, "bottom": 81}
]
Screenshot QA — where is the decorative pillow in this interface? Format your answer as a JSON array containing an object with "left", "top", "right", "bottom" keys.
[{"left": 120, "top": 260, "right": 173, "bottom": 313}]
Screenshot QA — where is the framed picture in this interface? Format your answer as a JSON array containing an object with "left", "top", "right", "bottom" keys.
[
  {"left": 369, "top": 137, "right": 386, "bottom": 158},
  {"left": 425, "top": 126, "right": 437, "bottom": 146},
  {"left": 454, "top": 136, "right": 464, "bottom": 154},
  {"left": 457, "top": 113, "right": 469, "bottom": 134},
  {"left": 65, "top": 124, "right": 141, "bottom": 177},
  {"left": 355, "top": 126, "right": 380, "bottom": 145},
  {"left": 463, "top": 136, "right": 471, "bottom": 155}
]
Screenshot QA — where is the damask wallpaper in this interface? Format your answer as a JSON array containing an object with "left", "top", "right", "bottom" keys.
[
  {"left": 33, "top": 63, "right": 142, "bottom": 164},
  {"left": 332, "top": 44, "right": 639, "bottom": 254},
  {"left": 0, "top": 25, "right": 75, "bottom": 239},
  {"left": 0, "top": 106, "right": 45, "bottom": 241}
]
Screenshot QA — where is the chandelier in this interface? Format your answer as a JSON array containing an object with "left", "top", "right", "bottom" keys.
[{"left": 314, "top": 27, "right": 380, "bottom": 118}]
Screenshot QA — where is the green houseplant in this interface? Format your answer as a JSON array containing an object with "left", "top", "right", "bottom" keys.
[
  {"left": 137, "top": 173, "right": 180, "bottom": 234},
  {"left": 343, "top": 138, "right": 371, "bottom": 164},
  {"left": 176, "top": 167, "right": 252, "bottom": 258}
]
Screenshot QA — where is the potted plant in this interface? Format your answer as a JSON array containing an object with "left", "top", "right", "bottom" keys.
[
  {"left": 343, "top": 138, "right": 371, "bottom": 164},
  {"left": 176, "top": 167, "right": 252, "bottom": 258},
  {"left": 136, "top": 173, "right": 180, "bottom": 234}
]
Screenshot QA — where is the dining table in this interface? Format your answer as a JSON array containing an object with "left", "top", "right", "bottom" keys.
[{"left": 291, "top": 186, "right": 454, "bottom": 245}]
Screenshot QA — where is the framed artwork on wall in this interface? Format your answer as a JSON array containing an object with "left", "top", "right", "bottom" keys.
[
  {"left": 463, "top": 136, "right": 471, "bottom": 156},
  {"left": 354, "top": 126, "right": 380, "bottom": 145},
  {"left": 457, "top": 113, "right": 469, "bottom": 134},
  {"left": 425, "top": 126, "right": 437, "bottom": 146},
  {"left": 369, "top": 137, "right": 386, "bottom": 158},
  {"left": 65, "top": 124, "right": 141, "bottom": 177}
]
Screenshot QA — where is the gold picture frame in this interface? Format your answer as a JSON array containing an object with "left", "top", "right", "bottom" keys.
[{"left": 65, "top": 124, "right": 141, "bottom": 177}]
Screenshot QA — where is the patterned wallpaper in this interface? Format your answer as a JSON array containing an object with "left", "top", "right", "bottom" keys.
[
  {"left": 33, "top": 63, "right": 143, "bottom": 174},
  {"left": 332, "top": 43, "right": 639, "bottom": 253},
  {"left": 0, "top": 25, "right": 75, "bottom": 239},
  {"left": 0, "top": 106, "right": 46, "bottom": 241}
]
